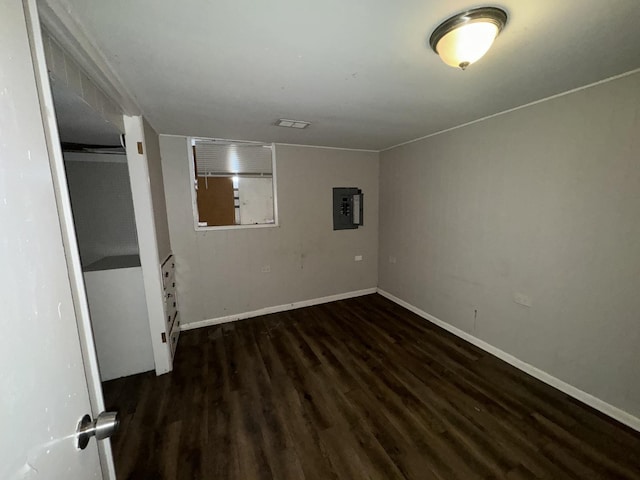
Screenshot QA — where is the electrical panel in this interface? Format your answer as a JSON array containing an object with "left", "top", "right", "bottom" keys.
[{"left": 333, "top": 187, "right": 364, "bottom": 230}]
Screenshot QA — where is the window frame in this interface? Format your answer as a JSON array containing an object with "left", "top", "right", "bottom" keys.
[{"left": 187, "top": 136, "right": 279, "bottom": 231}]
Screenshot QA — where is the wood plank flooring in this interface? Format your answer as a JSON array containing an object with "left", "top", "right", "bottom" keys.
[{"left": 103, "top": 294, "right": 640, "bottom": 479}]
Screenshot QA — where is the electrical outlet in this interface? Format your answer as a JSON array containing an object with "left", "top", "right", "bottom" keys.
[
  {"left": 513, "top": 292, "right": 532, "bottom": 307},
  {"left": 389, "top": 256, "right": 397, "bottom": 264},
  {"left": 354, "top": 255, "right": 363, "bottom": 262},
  {"left": 261, "top": 265, "right": 271, "bottom": 273}
]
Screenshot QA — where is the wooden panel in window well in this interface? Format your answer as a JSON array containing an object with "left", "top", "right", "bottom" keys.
[{"left": 196, "top": 176, "right": 235, "bottom": 226}]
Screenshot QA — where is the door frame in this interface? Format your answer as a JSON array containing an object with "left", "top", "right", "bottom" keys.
[
  {"left": 23, "top": 1, "right": 116, "bottom": 478},
  {"left": 123, "top": 116, "right": 174, "bottom": 375}
]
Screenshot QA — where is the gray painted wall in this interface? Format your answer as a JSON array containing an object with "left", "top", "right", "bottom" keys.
[
  {"left": 64, "top": 153, "right": 138, "bottom": 266},
  {"left": 143, "top": 119, "right": 172, "bottom": 263},
  {"left": 379, "top": 71, "right": 640, "bottom": 418},
  {"left": 159, "top": 137, "right": 379, "bottom": 324}
]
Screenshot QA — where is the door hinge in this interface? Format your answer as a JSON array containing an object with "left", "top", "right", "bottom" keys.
[
  {"left": 137, "top": 142, "right": 144, "bottom": 154},
  {"left": 161, "top": 332, "right": 167, "bottom": 343}
]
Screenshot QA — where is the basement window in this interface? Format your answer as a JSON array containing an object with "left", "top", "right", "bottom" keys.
[{"left": 189, "top": 137, "right": 278, "bottom": 230}]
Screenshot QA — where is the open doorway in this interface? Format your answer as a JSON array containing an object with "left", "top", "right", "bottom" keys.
[
  {"left": 42, "top": 47, "right": 159, "bottom": 480},
  {"left": 23, "top": 6, "right": 178, "bottom": 478},
  {"left": 50, "top": 78, "right": 156, "bottom": 382},
  {"left": 35, "top": 14, "right": 179, "bottom": 383}
]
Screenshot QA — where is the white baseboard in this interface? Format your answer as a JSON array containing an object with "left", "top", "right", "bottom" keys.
[
  {"left": 377, "top": 288, "right": 640, "bottom": 433},
  {"left": 180, "top": 287, "right": 378, "bottom": 331}
]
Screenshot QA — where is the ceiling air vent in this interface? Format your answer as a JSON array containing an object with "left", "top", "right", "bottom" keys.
[{"left": 276, "top": 119, "right": 310, "bottom": 129}]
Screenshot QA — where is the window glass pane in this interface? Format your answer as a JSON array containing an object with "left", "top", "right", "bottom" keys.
[
  {"left": 194, "top": 141, "right": 272, "bottom": 175},
  {"left": 238, "top": 177, "right": 274, "bottom": 224},
  {"left": 191, "top": 138, "right": 276, "bottom": 228}
]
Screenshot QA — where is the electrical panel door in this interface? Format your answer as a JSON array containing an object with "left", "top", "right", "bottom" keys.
[{"left": 333, "top": 187, "right": 364, "bottom": 230}]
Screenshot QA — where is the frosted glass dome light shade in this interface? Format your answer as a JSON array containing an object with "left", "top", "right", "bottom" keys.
[
  {"left": 429, "top": 7, "right": 507, "bottom": 70},
  {"left": 436, "top": 22, "right": 499, "bottom": 69}
]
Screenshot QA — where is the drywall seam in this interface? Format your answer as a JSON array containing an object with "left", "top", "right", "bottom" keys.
[
  {"left": 377, "top": 288, "right": 640, "bottom": 433},
  {"left": 381, "top": 67, "right": 640, "bottom": 152},
  {"left": 180, "top": 288, "right": 378, "bottom": 331}
]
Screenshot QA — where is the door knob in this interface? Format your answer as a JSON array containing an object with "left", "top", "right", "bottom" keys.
[{"left": 76, "top": 411, "right": 120, "bottom": 450}]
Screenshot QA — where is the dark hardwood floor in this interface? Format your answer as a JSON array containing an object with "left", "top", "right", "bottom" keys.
[{"left": 103, "top": 294, "right": 640, "bottom": 479}]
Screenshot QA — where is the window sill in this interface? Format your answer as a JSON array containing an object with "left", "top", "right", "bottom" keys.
[{"left": 195, "top": 223, "right": 279, "bottom": 232}]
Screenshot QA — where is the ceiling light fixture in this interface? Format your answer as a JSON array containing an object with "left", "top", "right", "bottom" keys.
[
  {"left": 276, "top": 119, "right": 310, "bottom": 129},
  {"left": 429, "top": 7, "right": 507, "bottom": 70}
]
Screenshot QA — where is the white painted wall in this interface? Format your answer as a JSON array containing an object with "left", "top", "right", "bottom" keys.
[
  {"left": 159, "top": 137, "right": 379, "bottom": 324},
  {"left": 84, "top": 266, "right": 154, "bottom": 381},
  {"left": 378, "top": 71, "right": 640, "bottom": 418},
  {"left": 124, "top": 116, "right": 173, "bottom": 375},
  {"left": 64, "top": 152, "right": 138, "bottom": 266},
  {"left": 143, "top": 118, "right": 172, "bottom": 262}
]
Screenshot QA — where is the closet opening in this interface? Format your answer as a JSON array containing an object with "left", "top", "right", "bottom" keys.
[{"left": 50, "top": 78, "right": 155, "bottom": 383}]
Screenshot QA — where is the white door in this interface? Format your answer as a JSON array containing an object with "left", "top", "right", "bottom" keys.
[{"left": 1, "top": 1, "right": 107, "bottom": 478}]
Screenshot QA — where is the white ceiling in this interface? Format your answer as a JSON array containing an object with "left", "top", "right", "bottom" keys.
[{"left": 56, "top": 0, "right": 640, "bottom": 150}]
